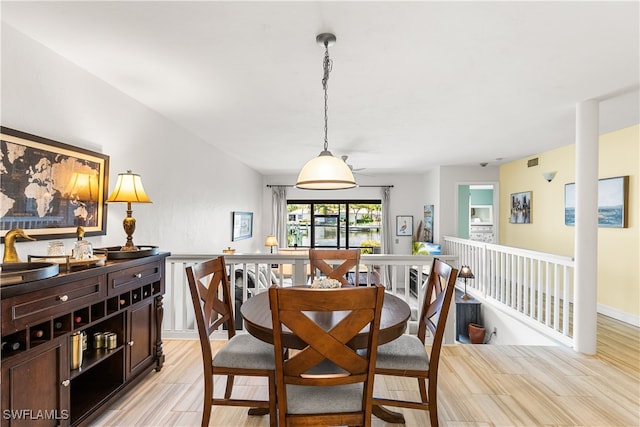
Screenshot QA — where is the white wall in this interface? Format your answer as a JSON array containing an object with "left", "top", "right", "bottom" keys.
[{"left": 1, "top": 25, "right": 264, "bottom": 257}]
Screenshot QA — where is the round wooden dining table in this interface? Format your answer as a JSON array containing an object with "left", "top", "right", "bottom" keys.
[{"left": 241, "top": 287, "right": 411, "bottom": 350}]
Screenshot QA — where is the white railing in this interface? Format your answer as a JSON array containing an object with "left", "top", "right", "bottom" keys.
[
  {"left": 163, "top": 253, "right": 459, "bottom": 339},
  {"left": 444, "top": 236, "right": 575, "bottom": 346}
]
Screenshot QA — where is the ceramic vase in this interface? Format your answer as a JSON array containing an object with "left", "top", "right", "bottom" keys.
[{"left": 468, "top": 323, "right": 486, "bottom": 344}]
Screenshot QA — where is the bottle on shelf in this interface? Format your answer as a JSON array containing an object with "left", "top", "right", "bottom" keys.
[
  {"left": 74, "top": 315, "right": 84, "bottom": 325},
  {"left": 54, "top": 321, "right": 63, "bottom": 330},
  {"left": 31, "top": 329, "right": 44, "bottom": 339},
  {"left": 1, "top": 341, "right": 21, "bottom": 351}
]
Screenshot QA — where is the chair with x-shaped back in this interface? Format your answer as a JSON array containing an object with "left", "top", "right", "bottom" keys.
[
  {"left": 269, "top": 284, "right": 385, "bottom": 427},
  {"left": 186, "top": 256, "right": 276, "bottom": 427},
  {"left": 308, "top": 248, "right": 361, "bottom": 287},
  {"left": 372, "top": 257, "right": 458, "bottom": 427}
]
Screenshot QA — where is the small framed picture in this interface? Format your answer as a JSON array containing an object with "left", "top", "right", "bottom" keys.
[
  {"left": 396, "top": 215, "right": 413, "bottom": 236},
  {"left": 510, "top": 191, "right": 532, "bottom": 224},
  {"left": 232, "top": 211, "right": 253, "bottom": 241}
]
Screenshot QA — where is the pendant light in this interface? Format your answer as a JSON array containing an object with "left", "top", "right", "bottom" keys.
[{"left": 296, "top": 33, "right": 357, "bottom": 190}]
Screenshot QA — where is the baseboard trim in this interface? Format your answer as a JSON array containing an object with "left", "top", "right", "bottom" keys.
[{"left": 598, "top": 304, "right": 640, "bottom": 327}]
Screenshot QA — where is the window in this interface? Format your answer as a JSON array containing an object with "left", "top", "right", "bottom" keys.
[{"left": 286, "top": 201, "right": 381, "bottom": 252}]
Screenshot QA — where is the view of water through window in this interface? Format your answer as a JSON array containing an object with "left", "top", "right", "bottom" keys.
[{"left": 287, "top": 201, "right": 382, "bottom": 252}]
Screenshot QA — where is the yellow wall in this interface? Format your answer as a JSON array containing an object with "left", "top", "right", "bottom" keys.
[{"left": 499, "top": 125, "right": 639, "bottom": 317}]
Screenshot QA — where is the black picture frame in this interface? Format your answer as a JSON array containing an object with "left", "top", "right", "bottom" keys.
[
  {"left": 1, "top": 127, "right": 109, "bottom": 242},
  {"left": 232, "top": 211, "right": 253, "bottom": 241}
]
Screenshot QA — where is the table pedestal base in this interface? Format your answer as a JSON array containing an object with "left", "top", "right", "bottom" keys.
[{"left": 372, "top": 405, "right": 406, "bottom": 423}]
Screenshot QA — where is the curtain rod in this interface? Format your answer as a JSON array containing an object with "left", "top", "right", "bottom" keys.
[{"left": 266, "top": 185, "right": 394, "bottom": 188}]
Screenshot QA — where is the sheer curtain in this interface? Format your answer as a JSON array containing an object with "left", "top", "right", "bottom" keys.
[
  {"left": 381, "top": 186, "right": 392, "bottom": 286},
  {"left": 271, "top": 186, "right": 287, "bottom": 248}
]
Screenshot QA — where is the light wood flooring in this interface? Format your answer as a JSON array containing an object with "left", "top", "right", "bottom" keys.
[{"left": 91, "top": 314, "right": 639, "bottom": 426}]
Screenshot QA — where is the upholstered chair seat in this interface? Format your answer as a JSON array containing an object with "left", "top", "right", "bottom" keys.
[
  {"left": 212, "top": 334, "right": 275, "bottom": 370},
  {"left": 375, "top": 334, "right": 429, "bottom": 371}
]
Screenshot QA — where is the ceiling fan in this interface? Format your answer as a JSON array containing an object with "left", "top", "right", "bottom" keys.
[{"left": 341, "top": 155, "right": 367, "bottom": 173}]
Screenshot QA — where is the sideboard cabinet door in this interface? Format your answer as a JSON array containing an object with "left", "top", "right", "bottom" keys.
[
  {"left": 1, "top": 340, "right": 69, "bottom": 427},
  {"left": 127, "top": 300, "right": 154, "bottom": 379}
]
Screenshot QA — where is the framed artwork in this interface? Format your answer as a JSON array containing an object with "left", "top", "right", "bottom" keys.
[
  {"left": 396, "top": 215, "right": 413, "bottom": 236},
  {"left": 564, "top": 176, "right": 629, "bottom": 228},
  {"left": 510, "top": 191, "right": 532, "bottom": 224},
  {"left": 232, "top": 211, "right": 253, "bottom": 241},
  {"left": 423, "top": 204, "right": 434, "bottom": 243},
  {"left": 1, "top": 127, "right": 109, "bottom": 242}
]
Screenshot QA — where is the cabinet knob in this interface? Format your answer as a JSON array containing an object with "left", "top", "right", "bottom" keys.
[
  {"left": 62, "top": 380, "right": 70, "bottom": 387},
  {"left": 134, "top": 273, "right": 142, "bottom": 279},
  {"left": 128, "top": 341, "right": 134, "bottom": 346},
  {"left": 58, "top": 295, "right": 69, "bottom": 302}
]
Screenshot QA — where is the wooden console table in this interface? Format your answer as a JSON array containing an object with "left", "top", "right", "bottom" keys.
[{"left": 1, "top": 253, "right": 169, "bottom": 426}]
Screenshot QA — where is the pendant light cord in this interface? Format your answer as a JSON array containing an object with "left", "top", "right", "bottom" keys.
[{"left": 322, "top": 42, "right": 332, "bottom": 152}]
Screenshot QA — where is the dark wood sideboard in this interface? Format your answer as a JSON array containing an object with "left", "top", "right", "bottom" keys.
[{"left": 1, "top": 253, "right": 170, "bottom": 427}]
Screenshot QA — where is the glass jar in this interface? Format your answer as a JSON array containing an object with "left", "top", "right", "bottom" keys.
[
  {"left": 47, "top": 241, "right": 65, "bottom": 256},
  {"left": 73, "top": 240, "right": 93, "bottom": 260}
]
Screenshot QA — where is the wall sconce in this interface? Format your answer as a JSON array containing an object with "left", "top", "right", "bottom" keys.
[
  {"left": 264, "top": 235, "right": 278, "bottom": 253},
  {"left": 459, "top": 265, "right": 475, "bottom": 300},
  {"left": 542, "top": 171, "right": 557, "bottom": 182},
  {"left": 106, "top": 170, "right": 152, "bottom": 251}
]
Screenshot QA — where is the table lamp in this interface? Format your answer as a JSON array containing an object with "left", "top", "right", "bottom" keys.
[
  {"left": 459, "top": 265, "right": 475, "bottom": 300},
  {"left": 264, "top": 235, "right": 278, "bottom": 253},
  {"left": 106, "top": 170, "right": 152, "bottom": 251}
]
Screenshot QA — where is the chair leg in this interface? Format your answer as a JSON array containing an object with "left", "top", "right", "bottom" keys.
[
  {"left": 268, "top": 371, "right": 277, "bottom": 427},
  {"left": 428, "top": 377, "right": 438, "bottom": 427},
  {"left": 224, "top": 374, "right": 235, "bottom": 399},
  {"left": 429, "top": 404, "right": 439, "bottom": 427},
  {"left": 202, "top": 376, "right": 213, "bottom": 427}
]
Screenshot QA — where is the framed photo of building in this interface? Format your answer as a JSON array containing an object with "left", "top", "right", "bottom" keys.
[
  {"left": 232, "top": 211, "right": 253, "bottom": 241},
  {"left": 396, "top": 215, "right": 413, "bottom": 236},
  {"left": 1, "top": 127, "right": 109, "bottom": 242},
  {"left": 510, "top": 191, "right": 532, "bottom": 224}
]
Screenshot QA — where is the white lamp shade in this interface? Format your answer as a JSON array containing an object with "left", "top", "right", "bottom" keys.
[
  {"left": 106, "top": 172, "right": 152, "bottom": 203},
  {"left": 296, "top": 151, "right": 357, "bottom": 190},
  {"left": 264, "top": 235, "right": 278, "bottom": 247}
]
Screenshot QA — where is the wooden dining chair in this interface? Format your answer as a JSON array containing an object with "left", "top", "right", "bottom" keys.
[
  {"left": 372, "top": 258, "right": 458, "bottom": 427},
  {"left": 308, "top": 248, "right": 361, "bottom": 287},
  {"left": 186, "top": 256, "right": 276, "bottom": 427},
  {"left": 269, "top": 284, "right": 385, "bottom": 427}
]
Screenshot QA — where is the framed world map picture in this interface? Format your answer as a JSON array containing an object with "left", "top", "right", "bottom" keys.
[{"left": 1, "top": 127, "right": 109, "bottom": 242}]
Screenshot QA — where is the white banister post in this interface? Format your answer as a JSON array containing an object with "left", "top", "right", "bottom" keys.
[
  {"left": 293, "top": 258, "right": 306, "bottom": 285},
  {"left": 573, "top": 99, "right": 599, "bottom": 354}
]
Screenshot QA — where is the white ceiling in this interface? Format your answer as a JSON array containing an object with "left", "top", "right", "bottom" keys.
[{"left": 2, "top": 1, "right": 639, "bottom": 176}]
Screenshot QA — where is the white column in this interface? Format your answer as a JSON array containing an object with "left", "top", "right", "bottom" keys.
[{"left": 573, "top": 99, "right": 599, "bottom": 354}]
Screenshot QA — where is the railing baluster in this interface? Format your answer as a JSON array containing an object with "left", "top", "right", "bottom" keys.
[{"left": 444, "top": 236, "right": 574, "bottom": 346}]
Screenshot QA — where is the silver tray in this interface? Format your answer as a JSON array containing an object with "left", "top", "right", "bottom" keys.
[{"left": 97, "top": 246, "right": 159, "bottom": 260}]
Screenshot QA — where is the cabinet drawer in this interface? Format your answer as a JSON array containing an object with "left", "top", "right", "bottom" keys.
[
  {"left": 2, "top": 276, "right": 105, "bottom": 334},
  {"left": 107, "top": 261, "right": 161, "bottom": 295}
]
